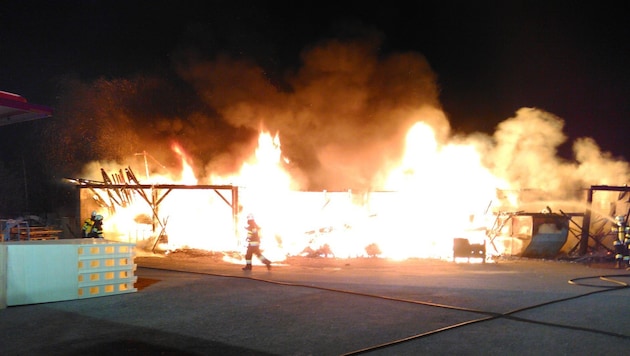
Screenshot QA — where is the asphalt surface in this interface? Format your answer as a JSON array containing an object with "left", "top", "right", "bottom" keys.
[{"left": 2, "top": 251, "right": 630, "bottom": 355}]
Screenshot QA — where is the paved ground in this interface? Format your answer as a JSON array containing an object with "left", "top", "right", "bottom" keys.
[{"left": 2, "top": 250, "right": 630, "bottom": 355}]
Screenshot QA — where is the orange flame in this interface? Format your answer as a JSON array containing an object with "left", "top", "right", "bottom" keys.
[
  {"left": 171, "top": 142, "right": 197, "bottom": 184},
  {"left": 96, "top": 123, "right": 504, "bottom": 262}
]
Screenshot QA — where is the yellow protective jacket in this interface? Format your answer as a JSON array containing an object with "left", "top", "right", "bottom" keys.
[{"left": 82, "top": 216, "right": 104, "bottom": 238}]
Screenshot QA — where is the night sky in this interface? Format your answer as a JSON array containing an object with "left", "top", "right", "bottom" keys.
[{"left": 1, "top": 1, "right": 629, "bottom": 213}]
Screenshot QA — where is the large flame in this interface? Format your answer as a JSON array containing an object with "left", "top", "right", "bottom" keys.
[
  {"left": 83, "top": 106, "right": 629, "bottom": 265},
  {"left": 62, "top": 33, "right": 630, "bottom": 265},
  {"left": 91, "top": 122, "right": 511, "bottom": 262}
]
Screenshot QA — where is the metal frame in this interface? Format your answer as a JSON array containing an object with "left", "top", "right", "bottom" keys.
[{"left": 579, "top": 185, "right": 630, "bottom": 255}]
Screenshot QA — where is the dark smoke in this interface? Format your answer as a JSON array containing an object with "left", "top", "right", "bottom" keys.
[
  {"left": 44, "top": 33, "right": 628, "bottom": 198},
  {"left": 45, "top": 35, "right": 443, "bottom": 190}
]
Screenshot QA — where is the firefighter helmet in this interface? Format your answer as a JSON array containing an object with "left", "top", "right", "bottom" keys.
[{"left": 615, "top": 215, "right": 625, "bottom": 226}]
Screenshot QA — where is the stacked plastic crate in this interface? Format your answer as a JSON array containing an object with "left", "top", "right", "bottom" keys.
[
  {"left": 77, "top": 242, "right": 137, "bottom": 298},
  {"left": 2, "top": 239, "right": 137, "bottom": 307}
]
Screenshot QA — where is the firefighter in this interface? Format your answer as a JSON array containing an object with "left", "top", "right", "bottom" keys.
[
  {"left": 242, "top": 214, "right": 272, "bottom": 271},
  {"left": 82, "top": 211, "right": 104, "bottom": 238}
]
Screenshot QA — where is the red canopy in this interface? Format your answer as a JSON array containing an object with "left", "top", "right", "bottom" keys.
[{"left": 0, "top": 91, "right": 53, "bottom": 126}]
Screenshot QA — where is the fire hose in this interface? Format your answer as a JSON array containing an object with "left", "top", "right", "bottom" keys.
[{"left": 140, "top": 266, "right": 630, "bottom": 354}]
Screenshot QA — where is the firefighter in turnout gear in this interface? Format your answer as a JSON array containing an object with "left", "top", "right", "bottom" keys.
[
  {"left": 82, "top": 210, "right": 104, "bottom": 238},
  {"left": 242, "top": 214, "right": 272, "bottom": 271}
]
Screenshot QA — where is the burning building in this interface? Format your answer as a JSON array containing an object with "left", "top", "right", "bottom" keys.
[
  {"left": 52, "top": 37, "right": 629, "bottom": 263},
  {"left": 70, "top": 125, "right": 629, "bottom": 263}
]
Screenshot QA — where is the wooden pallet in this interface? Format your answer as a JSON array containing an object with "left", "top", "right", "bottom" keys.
[{"left": 9, "top": 226, "right": 62, "bottom": 240}]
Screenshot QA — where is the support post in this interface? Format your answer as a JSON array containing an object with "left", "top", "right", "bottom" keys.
[
  {"left": 232, "top": 186, "right": 239, "bottom": 239},
  {"left": 579, "top": 187, "right": 593, "bottom": 256}
]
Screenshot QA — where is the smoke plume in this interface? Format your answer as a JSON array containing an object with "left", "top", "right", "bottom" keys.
[{"left": 46, "top": 34, "right": 629, "bottom": 197}]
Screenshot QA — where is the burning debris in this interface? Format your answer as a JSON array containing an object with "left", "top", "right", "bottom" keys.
[{"left": 66, "top": 131, "right": 629, "bottom": 264}]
